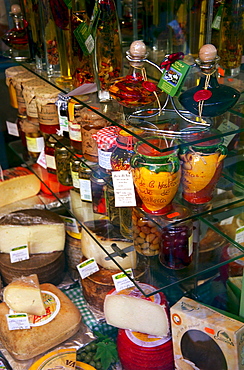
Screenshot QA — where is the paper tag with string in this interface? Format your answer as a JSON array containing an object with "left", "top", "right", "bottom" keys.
[{"left": 158, "top": 60, "right": 190, "bottom": 97}]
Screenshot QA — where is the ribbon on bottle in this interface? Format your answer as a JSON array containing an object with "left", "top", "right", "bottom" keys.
[{"left": 160, "top": 52, "right": 184, "bottom": 71}]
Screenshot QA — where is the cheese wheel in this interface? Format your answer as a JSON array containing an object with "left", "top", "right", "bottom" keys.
[
  {"left": 0, "top": 251, "right": 65, "bottom": 285},
  {"left": 0, "top": 209, "right": 65, "bottom": 254},
  {"left": 3, "top": 274, "right": 46, "bottom": 316},
  {"left": 0, "top": 167, "right": 41, "bottom": 208},
  {"left": 104, "top": 283, "right": 170, "bottom": 337},
  {"left": 0, "top": 283, "right": 82, "bottom": 360}
]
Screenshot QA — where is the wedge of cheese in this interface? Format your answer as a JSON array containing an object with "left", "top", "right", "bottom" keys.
[
  {"left": 104, "top": 283, "right": 170, "bottom": 337},
  {"left": 0, "top": 167, "right": 41, "bottom": 208},
  {"left": 0, "top": 209, "right": 65, "bottom": 254},
  {"left": 3, "top": 274, "right": 46, "bottom": 316}
]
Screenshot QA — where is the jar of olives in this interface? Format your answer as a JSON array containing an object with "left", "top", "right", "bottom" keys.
[{"left": 55, "top": 141, "right": 73, "bottom": 186}]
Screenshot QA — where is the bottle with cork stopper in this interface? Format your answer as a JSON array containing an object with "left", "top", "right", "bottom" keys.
[{"left": 178, "top": 43, "right": 240, "bottom": 118}]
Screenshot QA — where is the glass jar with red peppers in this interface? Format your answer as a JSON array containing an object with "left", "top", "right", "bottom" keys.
[{"left": 90, "top": 167, "right": 110, "bottom": 216}]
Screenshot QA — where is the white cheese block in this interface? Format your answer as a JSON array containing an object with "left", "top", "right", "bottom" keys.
[
  {"left": 81, "top": 219, "right": 136, "bottom": 270},
  {"left": 0, "top": 167, "right": 41, "bottom": 208},
  {"left": 3, "top": 274, "right": 46, "bottom": 316},
  {"left": 104, "top": 283, "right": 170, "bottom": 337},
  {"left": 0, "top": 209, "right": 65, "bottom": 254}
]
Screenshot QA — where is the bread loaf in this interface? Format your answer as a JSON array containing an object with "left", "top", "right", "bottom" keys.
[{"left": 0, "top": 283, "right": 81, "bottom": 360}]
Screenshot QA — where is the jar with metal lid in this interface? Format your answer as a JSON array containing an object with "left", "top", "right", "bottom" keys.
[
  {"left": 21, "top": 117, "right": 44, "bottom": 159},
  {"left": 68, "top": 98, "right": 83, "bottom": 154},
  {"left": 90, "top": 167, "right": 110, "bottom": 215},
  {"left": 22, "top": 78, "right": 47, "bottom": 119},
  {"left": 55, "top": 93, "right": 70, "bottom": 134},
  {"left": 54, "top": 141, "right": 73, "bottom": 186},
  {"left": 70, "top": 154, "right": 83, "bottom": 193},
  {"left": 5, "top": 65, "right": 25, "bottom": 109},
  {"left": 12, "top": 71, "right": 36, "bottom": 115},
  {"left": 111, "top": 129, "right": 135, "bottom": 171},
  {"left": 35, "top": 85, "right": 60, "bottom": 134},
  {"left": 78, "top": 160, "right": 95, "bottom": 202},
  {"left": 80, "top": 106, "right": 109, "bottom": 162},
  {"left": 93, "top": 126, "right": 118, "bottom": 173}
]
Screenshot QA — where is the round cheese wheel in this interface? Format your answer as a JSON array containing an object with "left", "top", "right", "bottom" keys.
[{"left": 0, "top": 251, "right": 65, "bottom": 285}]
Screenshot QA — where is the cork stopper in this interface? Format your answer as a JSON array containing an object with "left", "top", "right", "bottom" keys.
[
  {"left": 129, "top": 40, "right": 147, "bottom": 59},
  {"left": 11, "top": 4, "right": 21, "bottom": 14},
  {"left": 199, "top": 44, "right": 217, "bottom": 63}
]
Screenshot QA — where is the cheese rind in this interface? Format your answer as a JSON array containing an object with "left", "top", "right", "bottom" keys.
[
  {"left": 104, "top": 285, "right": 170, "bottom": 337},
  {"left": 3, "top": 274, "right": 46, "bottom": 316},
  {"left": 0, "top": 167, "right": 41, "bottom": 208},
  {"left": 0, "top": 209, "right": 65, "bottom": 254}
]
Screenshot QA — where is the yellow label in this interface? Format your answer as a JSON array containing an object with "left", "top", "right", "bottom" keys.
[{"left": 29, "top": 348, "right": 76, "bottom": 369}]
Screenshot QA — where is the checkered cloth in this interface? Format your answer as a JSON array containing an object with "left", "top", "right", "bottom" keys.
[
  {"left": 62, "top": 284, "right": 118, "bottom": 339},
  {"left": 92, "top": 126, "right": 118, "bottom": 150}
]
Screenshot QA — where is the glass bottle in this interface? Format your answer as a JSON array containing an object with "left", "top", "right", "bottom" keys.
[
  {"left": 178, "top": 44, "right": 241, "bottom": 118},
  {"left": 92, "top": 0, "right": 123, "bottom": 101},
  {"left": 70, "top": 0, "right": 94, "bottom": 87},
  {"left": 54, "top": 142, "right": 73, "bottom": 186},
  {"left": 90, "top": 167, "right": 109, "bottom": 215},
  {"left": 78, "top": 160, "right": 95, "bottom": 202},
  {"left": 55, "top": 93, "right": 70, "bottom": 135},
  {"left": 70, "top": 154, "right": 83, "bottom": 192},
  {"left": 2, "top": 4, "right": 30, "bottom": 60}
]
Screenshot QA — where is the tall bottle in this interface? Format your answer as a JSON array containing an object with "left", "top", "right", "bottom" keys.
[
  {"left": 70, "top": 0, "right": 94, "bottom": 87},
  {"left": 92, "top": 0, "right": 123, "bottom": 101}
]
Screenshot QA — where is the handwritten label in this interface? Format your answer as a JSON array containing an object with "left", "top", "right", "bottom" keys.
[{"left": 112, "top": 170, "right": 136, "bottom": 207}]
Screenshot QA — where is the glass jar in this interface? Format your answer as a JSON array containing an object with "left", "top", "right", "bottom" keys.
[
  {"left": 68, "top": 99, "right": 83, "bottom": 153},
  {"left": 111, "top": 129, "right": 135, "bottom": 171},
  {"left": 54, "top": 143, "right": 73, "bottom": 186},
  {"left": 90, "top": 167, "right": 109, "bottom": 215},
  {"left": 12, "top": 71, "right": 36, "bottom": 115},
  {"left": 78, "top": 160, "right": 96, "bottom": 202},
  {"left": 93, "top": 126, "right": 118, "bottom": 173},
  {"left": 5, "top": 66, "right": 25, "bottom": 109},
  {"left": 21, "top": 117, "right": 44, "bottom": 159},
  {"left": 158, "top": 203, "right": 193, "bottom": 270},
  {"left": 44, "top": 134, "right": 61, "bottom": 174},
  {"left": 80, "top": 106, "right": 109, "bottom": 162},
  {"left": 22, "top": 78, "right": 47, "bottom": 119},
  {"left": 70, "top": 155, "right": 83, "bottom": 193},
  {"left": 55, "top": 93, "right": 70, "bottom": 134},
  {"left": 35, "top": 85, "right": 60, "bottom": 134}
]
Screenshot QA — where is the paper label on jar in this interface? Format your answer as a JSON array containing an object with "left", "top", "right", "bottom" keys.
[
  {"left": 45, "top": 154, "right": 56, "bottom": 170},
  {"left": 235, "top": 226, "right": 244, "bottom": 244},
  {"left": 98, "top": 148, "right": 112, "bottom": 170},
  {"left": 79, "top": 178, "right": 92, "bottom": 202},
  {"left": 112, "top": 170, "right": 137, "bottom": 207},
  {"left": 77, "top": 258, "right": 99, "bottom": 279},
  {"left": 10, "top": 245, "right": 29, "bottom": 263},
  {"left": 26, "top": 98, "right": 38, "bottom": 118},
  {"left": 71, "top": 170, "right": 80, "bottom": 189},
  {"left": 68, "top": 122, "right": 82, "bottom": 141},
  {"left": 39, "top": 104, "right": 59, "bottom": 125},
  {"left": 6, "top": 120, "right": 19, "bottom": 136},
  {"left": 7, "top": 313, "right": 30, "bottom": 330},
  {"left": 16, "top": 88, "right": 26, "bottom": 112},
  {"left": 112, "top": 269, "right": 135, "bottom": 292},
  {"left": 26, "top": 136, "right": 45, "bottom": 153}
]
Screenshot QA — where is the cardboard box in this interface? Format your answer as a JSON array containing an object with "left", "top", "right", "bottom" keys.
[{"left": 170, "top": 297, "right": 244, "bottom": 370}]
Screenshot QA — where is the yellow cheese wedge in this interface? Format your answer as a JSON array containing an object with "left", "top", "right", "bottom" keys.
[{"left": 3, "top": 274, "right": 46, "bottom": 316}]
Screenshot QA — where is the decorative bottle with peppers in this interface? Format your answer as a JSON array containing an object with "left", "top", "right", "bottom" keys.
[
  {"left": 109, "top": 40, "right": 161, "bottom": 108},
  {"left": 179, "top": 128, "right": 228, "bottom": 205},
  {"left": 178, "top": 44, "right": 240, "bottom": 118},
  {"left": 70, "top": 0, "right": 94, "bottom": 88},
  {"left": 92, "top": 0, "right": 123, "bottom": 101},
  {"left": 2, "top": 4, "right": 30, "bottom": 60}
]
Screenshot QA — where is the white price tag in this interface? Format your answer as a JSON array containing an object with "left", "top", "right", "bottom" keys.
[
  {"left": 112, "top": 171, "right": 136, "bottom": 207},
  {"left": 6, "top": 121, "right": 19, "bottom": 136},
  {"left": 37, "top": 148, "right": 47, "bottom": 169},
  {"left": 77, "top": 258, "right": 99, "bottom": 279},
  {"left": 61, "top": 215, "right": 79, "bottom": 234},
  {"left": 79, "top": 178, "right": 92, "bottom": 202},
  {"left": 7, "top": 313, "right": 30, "bottom": 330},
  {"left": 220, "top": 216, "right": 234, "bottom": 226},
  {"left": 10, "top": 245, "right": 29, "bottom": 263},
  {"left": 217, "top": 119, "right": 239, "bottom": 147},
  {"left": 235, "top": 226, "right": 244, "bottom": 244},
  {"left": 112, "top": 268, "right": 135, "bottom": 292}
]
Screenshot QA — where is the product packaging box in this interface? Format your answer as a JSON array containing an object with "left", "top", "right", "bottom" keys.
[{"left": 170, "top": 297, "right": 244, "bottom": 370}]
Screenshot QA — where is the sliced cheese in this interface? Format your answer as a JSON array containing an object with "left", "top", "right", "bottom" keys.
[
  {"left": 0, "top": 167, "right": 41, "bottom": 208},
  {"left": 3, "top": 274, "right": 46, "bottom": 316},
  {"left": 0, "top": 209, "right": 65, "bottom": 254},
  {"left": 104, "top": 285, "right": 170, "bottom": 337}
]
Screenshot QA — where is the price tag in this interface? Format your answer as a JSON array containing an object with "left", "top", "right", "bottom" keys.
[
  {"left": 74, "top": 23, "right": 94, "bottom": 55},
  {"left": 220, "top": 216, "right": 234, "bottom": 226},
  {"left": 112, "top": 269, "right": 135, "bottom": 292},
  {"left": 235, "top": 226, "right": 244, "bottom": 244},
  {"left": 60, "top": 215, "right": 79, "bottom": 234},
  {"left": 112, "top": 171, "right": 136, "bottom": 207},
  {"left": 37, "top": 148, "right": 47, "bottom": 169},
  {"left": 6, "top": 121, "right": 19, "bottom": 137},
  {"left": 10, "top": 245, "right": 29, "bottom": 263},
  {"left": 77, "top": 258, "right": 99, "bottom": 279},
  {"left": 7, "top": 313, "right": 30, "bottom": 330},
  {"left": 217, "top": 119, "right": 239, "bottom": 147}
]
